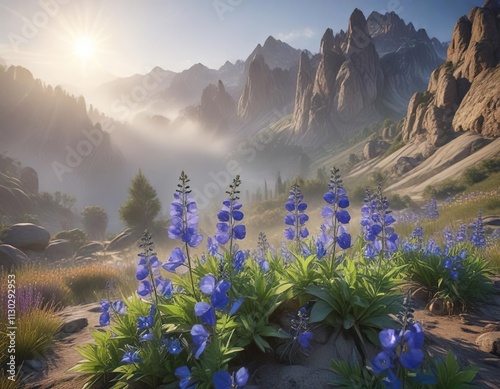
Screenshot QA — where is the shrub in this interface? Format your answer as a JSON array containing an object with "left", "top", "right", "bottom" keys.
[
  {"left": 462, "top": 166, "right": 488, "bottom": 185},
  {"left": 55, "top": 228, "right": 88, "bottom": 252},
  {"left": 424, "top": 181, "right": 466, "bottom": 200},
  {"left": 480, "top": 157, "right": 500, "bottom": 174}
]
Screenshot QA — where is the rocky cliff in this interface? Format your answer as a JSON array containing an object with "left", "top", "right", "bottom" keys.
[
  {"left": 293, "top": 9, "right": 384, "bottom": 141},
  {"left": 238, "top": 54, "right": 296, "bottom": 122},
  {"left": 402, "top": 0, "right": 500, "bottom": 147},
  {"left": 198, "top": 80, "right": 237, "bottom": 131},
  {"left": 0, "top": 66, "right": 123, "bottom": 182}
]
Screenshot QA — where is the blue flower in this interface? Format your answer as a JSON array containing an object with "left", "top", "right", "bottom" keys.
[
  {"left": 163, "top": 247, "right": 186, "bottom": 272},
  {"left": 165, "top": 338, "right": 182, "bottom": 355},
  {"left": 470, "top": 210, "right": 486, "bottom": 248},
  {"left": 316, "top": 239, "right": 327, "bottom": 259},
  {"left": 155, "top": 277, "right": 173, "bottom": 297},
  {"left": 175, "top": 365, "right": 197, "bottom": 389},
  {"left": 191, "top": 324, "right": 209, "bottom": 358},
  {"left": 455, "top": 224, "right": 467, "bottom": 242},
  {"left": 99, "top": 311, "right": 110, "bottom": 326},
  {"left": 229, "top": 298, "right": 244, "bottom": 315},
  {"left": 423, "top": 198, "right": 439, "bottom": 220},
  {"left": 321, "top": 168, "right": 351, "bottom": 255},
  {"left": 195, "top": 302, "right": 216, "bottom": 326},
  {"left": 169, "top": 172, "right": 203, "bottom": 248},
  {"left": 213, "top": 367, "right": 249, "bottom": 389},
  {"left": 137, "top": 280, "right": 152, "bottom": 296},
  {"left": 112, "top": 300, "right": 127, "bottom": 315},
  {"left": 284, "top": 183, "right": 309, "bottom": 250},
  {"left": 297, "top": 331, "right": 313, "bottom": 348},
  {"left": 121, "top": 349, "right": 142, "bottom": 364},
  {"left": 372, "top": 350, "right": 394, "bottom": 373},
  {"left": 233, "top": 250, "right": 245, "bottom": 272}
]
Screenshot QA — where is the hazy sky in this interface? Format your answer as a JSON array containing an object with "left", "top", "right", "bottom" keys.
[{"left": 0, "top": 0, "right": 484, "bottom": 87}]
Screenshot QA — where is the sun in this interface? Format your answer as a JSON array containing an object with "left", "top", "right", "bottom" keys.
[{"left": 73, "top": 36, "right": 95, "bottom": 59}]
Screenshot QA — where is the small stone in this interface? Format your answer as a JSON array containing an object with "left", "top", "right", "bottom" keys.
[
  {"left": 476, "top": 331, "right": 500, "bottom": 356},
  {"left": 61, "top": 317, "right": 88, "bottom": 333},
  {"left": 24, "top": 359, "right": 46, "bottom": 372},
  {"left": 482, "top": 323, "right": 500, "bottom": 333}
]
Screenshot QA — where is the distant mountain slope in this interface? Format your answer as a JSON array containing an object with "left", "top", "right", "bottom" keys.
[{"left": 0, "top": 65, "right": 123, "bottom": 184}]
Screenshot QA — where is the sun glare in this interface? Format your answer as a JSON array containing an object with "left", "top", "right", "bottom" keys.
[{"left": 74, "top": 36, "right": 94, "bottom": 59}]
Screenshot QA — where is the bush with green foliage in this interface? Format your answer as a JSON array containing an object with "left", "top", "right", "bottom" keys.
[
  {"left": 55, "top": 228, "right": 88, "bottom": 251},
  {"left": 81, "top": 206, "right": 108, "bottom": 241},
  {"left": 119, "top": 170, "right": 162, "bottom": 231}
]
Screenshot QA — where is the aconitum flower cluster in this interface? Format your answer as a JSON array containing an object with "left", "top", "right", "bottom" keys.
[
  {"left": 284, "top": 184, "right": 309, "bottom": 248},
  {"left": 168, "top": 172, "right": 203, "bottom": 248},
  {"left": 423, "top": 198, "right": 439, "bottom": 220},
  {"left": 319, "top": 167, "right": 351, "bottom": 255},
  {"left": 470, "top": 210, "right": 486, "bottom": 248},
  {"left": 372, "top": 322, "right": 425, "bottom": 387},
  {"left": 164, "top": 172, "right": 203, "bottom": 272},
  {"left": 403, "top": 226, "right": 423, "bottom": 252},
  {"left": 99, "top": 299, "right": 126, "bottom": 326},
  {"left": 361, "top": 185, "right": 398, "bottom": 260},
  {"left": 195, "top": 275, "right": 243, "bottom": 327},
  {"left": 135, "top": 232, "right": 173, "bottom": 298},
  {"left": 444, "top": 250, "right": 466, "bottom": 280},
  {"left": 214, "top": 176, "right": 247, "bottom": 273}
]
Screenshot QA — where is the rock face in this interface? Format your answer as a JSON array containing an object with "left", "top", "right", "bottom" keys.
[
  {"left": 0, "top": 244, "right": 30, "bottom": 269},
  {"left": 199, "top": 80, "right": 236, "bottom": 131},
  {"left": 294, "top": 9, "right": 384, "bottom": 141},
  {"left": 238, "top": 54, "right": 296, "bottom": 122},
  {"left": 0, "top": 223, "right": 50, "bottom": 251},
  {"left": 448, "top": 2, "right": 500, "bottom": 83},
  {"left": 402, "top": 0, "right": 500, "bottom": 146}
]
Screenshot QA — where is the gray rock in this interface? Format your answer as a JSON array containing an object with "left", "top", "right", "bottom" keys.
[
  {"left": 476, "top": 331, "right": 500, "bottom": 356},
  {"left": 60, "top": 317, "right": 88, "bottom": 334},
  {"left": 44, "top": 239, "right": 73, "bottom": 261},
  {"left": 106, "top": 228, "right": 141, "bottom": 252},
  {"left": 392, "top": 156, "right": 420, "bottom": 176},
  {"left": 0, "top": 244, "right": 30, "bottom": 269},
  {"left": 75, "top": 241, "right": 104, "bottom": 258},
  {"left": 363, "top": 138, "right": 390, "bottom": 159},
  {"left": 482, "top": 323, "right": 500, "bottom": 333},
  {"left": 482, "top": 216, "right": 500, "bottom": 227},
  {"left": 24, "top": 359, "right": 46, "bottom": 372},
  {"left": 0, "top": 223, "right": 50, "bottom": 251}
]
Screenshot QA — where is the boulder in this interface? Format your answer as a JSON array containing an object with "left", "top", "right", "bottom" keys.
[
  {"left": 0, "top": 244, "right": 30, "bottom": 269},
  {"left": 381, "top": 124, "right": 396, "bottom": 140},
  {"left": 106, "top": 228, "right": 141, "bottom": 252},
  {"left": 392, "top": 156, "right": 420, "bottom": 176},
  {"left": 476, "top": 331, "right": 500, "bottom": 355},
  {"left": 75, "top": 241, "right": 104, "bottom": 258},
  {"left": 363, "top": 138, "right": 390, "bottom": 159},
  {"left": 0, "top": 223, "right": 50, "bottom": 251},
  {"left": 60, "top": 317, "right": 88, "bottom": 334},
  {"left": 44, "top": 239, "right": 73, "bottom": 261}
]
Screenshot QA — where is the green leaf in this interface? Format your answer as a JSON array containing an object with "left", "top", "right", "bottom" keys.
[
  {"left": 343, "top": 314, "right": 355, "bottom": 329},
  {"left": 310, "top": 300, "right": 334, "bottom": 323}
]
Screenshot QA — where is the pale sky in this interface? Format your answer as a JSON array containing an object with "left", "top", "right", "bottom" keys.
[{"left": 0, "top": 0, "right": 484, "bottom": 87}]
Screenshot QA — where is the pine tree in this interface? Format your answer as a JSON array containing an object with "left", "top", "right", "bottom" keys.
[{"left": 119, "top": 170, "right": 161, "bottom": 231}]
